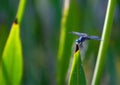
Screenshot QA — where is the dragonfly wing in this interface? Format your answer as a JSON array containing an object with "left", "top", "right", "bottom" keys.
[
  {"left": 71, "top": 31, "right": 87, "bottom": 36},
  {"left": 87, "top": 36, "right": 101, "bottom": 40}
]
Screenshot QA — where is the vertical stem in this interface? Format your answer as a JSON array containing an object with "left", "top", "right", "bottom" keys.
[
  {"left": 58, "top": 0, "right": 70, "bottom": 60},
  {"left": 16, "top": 0, "right": 26, "bottom": 24},
  {"left": 57, "top": 0, "right": 70, "bottom": 84},
  {"left": 91, "top": 0, "right": 116, "bottom": 85}
]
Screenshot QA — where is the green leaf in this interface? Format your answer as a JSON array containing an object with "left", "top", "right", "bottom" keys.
[
  {"left": 68, "top": 50, "right": 86, "bottom": 85},
  {"left": 91, "top": 0, "right": 116, "bottom": 84},
  {"left": 1, "top": 21, "right": 23, "bottom": 85}
]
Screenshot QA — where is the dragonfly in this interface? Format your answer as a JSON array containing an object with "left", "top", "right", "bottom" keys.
[{"left": 71, "top": 31, "right": 101, "bottom": 52}]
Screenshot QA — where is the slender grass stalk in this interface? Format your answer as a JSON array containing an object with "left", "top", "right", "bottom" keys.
[
  {"left": 16, "top": 0, "right": 26, "bottom": 24},
  {"left": 58, "top": 0, "right": 70, "bottom": 60},
  {"left": 57, "top": 0, "right": 70, "bottom": 84},
  {"left": 91, "top": 0, "right": 116, "bottom": 85}
]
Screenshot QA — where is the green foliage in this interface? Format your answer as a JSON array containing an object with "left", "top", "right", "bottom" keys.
[
  {"left": 1, "top": 22, "right": 23, "bottom": 85},
  {"left": 0, "top": 0, "right": 119, "bottom": 85},
  {"left": 92, "top": 0, "right": 116, "bottom": 84},
  {"left": 68, "top": 50, "right": 86, "bottom": 85},
  {"left": 0, "top": 0, "right": 26, "bottom": 84},
  {"left": 57, "top": 0, "right": 70, "bottom": 84},
  {"left": 16, "top": 0, "right": 26, "bottom": 24}
]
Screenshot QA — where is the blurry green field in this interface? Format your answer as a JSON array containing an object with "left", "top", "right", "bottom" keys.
[{"left": 0, "top": 0, "right": 120, "bottom": 85}]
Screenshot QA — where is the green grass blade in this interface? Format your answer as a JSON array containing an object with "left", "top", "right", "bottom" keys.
[
  {"left": 16, "top": 0, "right": 26, "bottom": 24},
  {"left": 68, "top": 50, "right": 86, "bottom": 85},
  {"left": 91, "top": 0, "right": 116, "bottom": 85},
  {"left": 58, "top": 0, "right": 70, "bottom": 61},
  {"left": 57, "top": 0, "right": 70, "bottom": 84},
  {"left": 0, "top": 0, "right": 26, "bottom": 84},
  {"left": 1, "top": 21, "right": 23, "bottom": 85}
]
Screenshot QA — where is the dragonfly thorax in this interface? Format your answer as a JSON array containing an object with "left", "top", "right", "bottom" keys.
[{"left": 76, "top": 36, "right": 87, "bottom": 44}]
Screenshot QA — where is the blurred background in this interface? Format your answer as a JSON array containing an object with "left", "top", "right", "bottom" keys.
[{"left": 0, "top": 0, "right": 120, "bottom": 85}]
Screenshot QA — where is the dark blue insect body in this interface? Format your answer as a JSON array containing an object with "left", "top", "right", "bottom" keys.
[{"left": 76, "top": 36, "right": 87, "bottom": 44}]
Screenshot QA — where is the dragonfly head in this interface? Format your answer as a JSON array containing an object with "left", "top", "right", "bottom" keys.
[{"left": 76, "top": 39, "right": 80, "bottom": 44}]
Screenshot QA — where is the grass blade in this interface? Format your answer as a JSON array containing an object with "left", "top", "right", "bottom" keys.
[
  {"left": 57, "top": 0, "right": 70, "bottom": 85},
  {"left": 0, "top": 0, "right": 26, "bottom": 84},
  {"left": 1, "top": 20, "right": 23, "bottom": 85},
  {"left": 91, "top": 0, "right": 116, "bottom": 84},
  {"left": 68, "top": 50, "right": 86, "bottom": 85},
  {"left": 16, "top": 0, "right": 26, "bottom": 24}
]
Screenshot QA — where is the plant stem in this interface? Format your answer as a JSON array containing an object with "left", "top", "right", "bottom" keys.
[
  {"left": 58, "top": 0, "right": 70, "bottom": 60},
  {"left": 16, "top": 0, "right": 26, "bottom": 24},
  {"left": 57, "top": 0, "right": 70, "bottom": 84},
  {"left": 91, "top": 0, "right": 116, "bottom": 85}
]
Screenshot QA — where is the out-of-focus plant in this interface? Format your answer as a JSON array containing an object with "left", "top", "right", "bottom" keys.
[
  {"left": 57, "top": 0, "right": 70, "bottom": 85},
  {"left": 0, "top": 0, "right": 26, "bottom": 84}
]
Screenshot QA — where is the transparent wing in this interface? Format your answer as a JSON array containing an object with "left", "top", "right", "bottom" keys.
[
  {"left": 70, "top": 31, "right": 87, "bottom": 36},
  {"left": 71, "top": 40, "right": 88, "bottom": 61},
  {"left": 78, "top": 41, "right": 88, "bottom": 61},
  {"left": 87, "top": 36, "right": 101, "bottom": 40}
]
